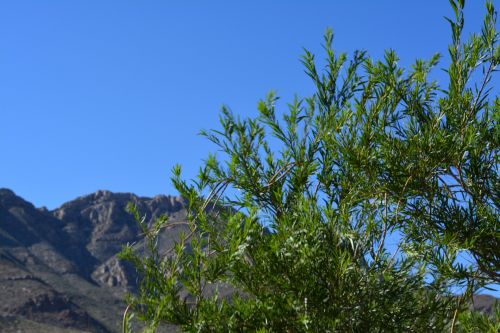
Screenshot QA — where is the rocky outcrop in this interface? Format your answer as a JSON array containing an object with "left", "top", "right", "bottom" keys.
[
  {"left": 52, "top": 190, "right": 185, "bottom": 263},
  {"left": 91, "top": 257, "right": 138, "bottom": 288},
  {"left": 13, "top": 290, "right": 110, "bottom": 333}
]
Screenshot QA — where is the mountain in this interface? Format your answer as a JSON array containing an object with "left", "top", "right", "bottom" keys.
[
  {"left": 0, "top": 188, "right": 186, "bottom": 333},
  {"left": 0, "top": 188, "right": 498, "bottom": 332}
]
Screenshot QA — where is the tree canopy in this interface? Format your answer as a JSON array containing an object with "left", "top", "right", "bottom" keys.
[{"left": 120, "top": 1, "right": 499, "bottom": 332}]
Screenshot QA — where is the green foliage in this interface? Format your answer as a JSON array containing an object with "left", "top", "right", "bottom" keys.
[
  {"left": 455, "top": 302, "right": 499, "bottom": 333},
  {"left": 120, "top": 1, "right": 499, "bottom": 331}
]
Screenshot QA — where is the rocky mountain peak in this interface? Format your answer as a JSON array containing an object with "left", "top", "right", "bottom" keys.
[{"left": 0, "top": 188, "right": 35, "bottom": 211}]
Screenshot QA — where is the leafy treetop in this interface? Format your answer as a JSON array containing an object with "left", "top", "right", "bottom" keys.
[{"left": 120, "top": 1, "right": 499, "bottom": 332}]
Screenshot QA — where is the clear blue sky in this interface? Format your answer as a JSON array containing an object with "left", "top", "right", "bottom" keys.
[{"left": 0, "top": 0, "right": 495, "bottom": 209}]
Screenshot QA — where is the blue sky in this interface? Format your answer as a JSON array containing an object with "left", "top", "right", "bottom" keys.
[{"left": 0, "top": 0, "right": 495, "bottom": 209}]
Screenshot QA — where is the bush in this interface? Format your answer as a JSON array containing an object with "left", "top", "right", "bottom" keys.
[{"left": 120, "top": 1, "right": 499, "bottom": 331}]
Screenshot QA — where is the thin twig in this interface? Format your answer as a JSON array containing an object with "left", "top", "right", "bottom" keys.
[
  {"left": 468, "top": 60, "right": 494, "bottom": 121},
  {"left": 450, "top": 293, "right": 465, "bottom": 333},
  {"left": 374, "top": 192, "right": 389, "bottom": 264},
  {"left": 122, "top": 304, "right": 132, "bottom": 333},
  {"left": 263, "top": 162, "right": 296, "bottom": 188}
]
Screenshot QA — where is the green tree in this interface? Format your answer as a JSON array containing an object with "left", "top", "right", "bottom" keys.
[{"left": 120, "top": 1, "right": 499, "bottom": 331}]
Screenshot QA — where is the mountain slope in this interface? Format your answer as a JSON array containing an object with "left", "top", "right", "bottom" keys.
[{"left": 0, "top": 188, "right": 185, "bottom": 333}]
